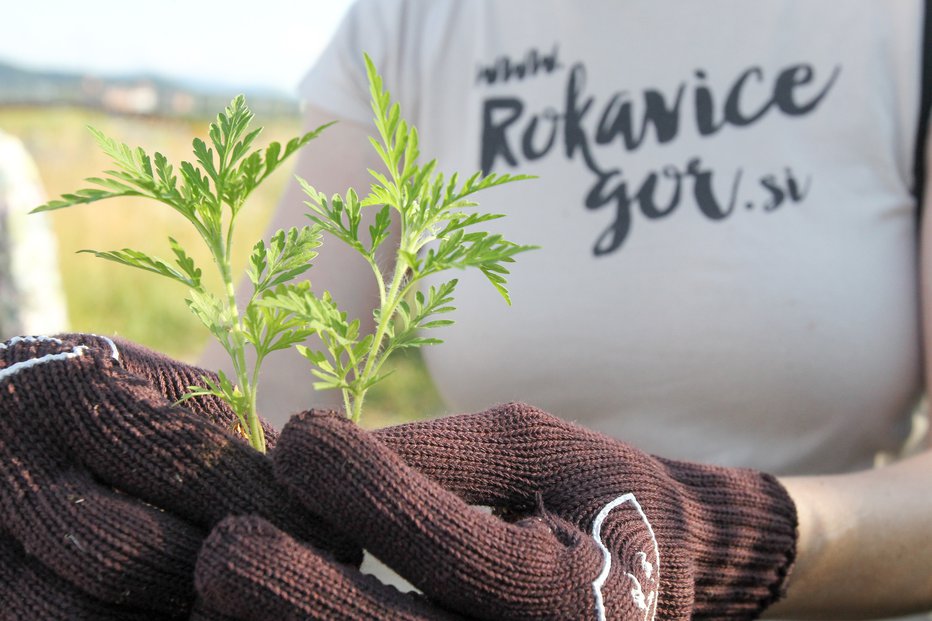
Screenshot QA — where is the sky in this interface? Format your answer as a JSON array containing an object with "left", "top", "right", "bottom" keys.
[{"left": 1, "top": 0, "right": 354, "bottom": 94}]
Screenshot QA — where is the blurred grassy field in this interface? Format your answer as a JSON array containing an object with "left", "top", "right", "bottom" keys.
[{"left": 0, "top": 105, "right": 444, "bottom": 427}]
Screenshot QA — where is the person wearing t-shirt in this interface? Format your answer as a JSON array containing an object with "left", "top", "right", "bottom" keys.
[{"left": 212, "top": 0, "right": 932, "bottom": 617}]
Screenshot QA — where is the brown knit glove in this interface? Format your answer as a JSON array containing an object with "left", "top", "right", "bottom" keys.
[
  {"left": 193, "top": 514, "right": 464, "bottom": 620},
  {"left": 266, "top": 403, "right": 797, "bottom": 621},
  {"left": 0, "top": 334, "right": 359, "bottom": 620}
]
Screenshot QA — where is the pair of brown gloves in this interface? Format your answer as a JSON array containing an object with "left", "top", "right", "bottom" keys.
[{"left": 0, "top": 334, "right": 797, "bottom": 620}]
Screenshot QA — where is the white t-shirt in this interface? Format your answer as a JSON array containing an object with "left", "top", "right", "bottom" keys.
[{"left": 300, "top": 0, "right": 926, "bottom": 475}]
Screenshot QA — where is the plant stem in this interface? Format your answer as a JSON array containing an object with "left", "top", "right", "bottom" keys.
[
  {"left": 245, "top": 386, "right": 265, "bottom": 453},
  {"left": 369, "top": 257, "right": 387, "bottom": 309},
  {"left": 217, "top": 237, "right": 266, "bottom": 453},
  {"left": 350, "top": 255, "right": 409, "bottom": 423},
  {"left": 342, "top": 389, "right": 353, "bottom": 419}
]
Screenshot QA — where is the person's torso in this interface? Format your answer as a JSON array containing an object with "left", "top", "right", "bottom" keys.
[{"left": 308, "top": 0, "right": 925, "bottom": 474}]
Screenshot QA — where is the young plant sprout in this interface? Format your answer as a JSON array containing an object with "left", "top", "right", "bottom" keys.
[
  {"left": 270, "top": 56, "right": 536, "bottom": 422},
  {"left": 34, "top": 56, "right": 536, "bottom": 451}
]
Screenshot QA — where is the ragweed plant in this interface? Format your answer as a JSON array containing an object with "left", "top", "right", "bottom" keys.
[
  {"left": 268, "top": 56, "right": 536, "bottom": 423},
  {"left": 33, "top": 97, "right": 326, "bottom": 453},
  {"left": 33, "top": 56, "right": 535, "bottom": 449}
]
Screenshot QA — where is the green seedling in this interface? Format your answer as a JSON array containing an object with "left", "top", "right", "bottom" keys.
[{"left": 34, "top": 56, "right": 536, "bottom": 451}]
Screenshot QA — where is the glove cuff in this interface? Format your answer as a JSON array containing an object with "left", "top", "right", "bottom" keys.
[{"left": 663, "top": 459, "right": 798, "bottom": 619}]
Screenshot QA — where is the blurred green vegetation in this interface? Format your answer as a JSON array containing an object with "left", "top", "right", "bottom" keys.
[{"left": 0, "top": 105, "right": 445, "bottom": 428}]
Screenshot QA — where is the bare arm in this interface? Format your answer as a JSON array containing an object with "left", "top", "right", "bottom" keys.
[
  {"left": 201, "top": 106, "right": 393, "bottom": 429},
  {"left": 766, "top": 151, "right": 932, "bottom": 619},
  {"left": 768, "top": 451, "right": 932, "bottom": 618}
]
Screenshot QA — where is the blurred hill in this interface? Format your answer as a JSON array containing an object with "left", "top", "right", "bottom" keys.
[{"left": 0, "top": 59, "right": 299, "bottom": 119}]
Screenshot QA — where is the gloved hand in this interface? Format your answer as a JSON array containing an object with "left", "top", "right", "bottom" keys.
[
  {"left": 0, "top": 333, "right": 359, "bottom": 620},
  {"left": 204, "top": 403, "right": 796, "bottom": 621},
  {"left": 193, "top": 514, "right": 464, "bottom": 620}
]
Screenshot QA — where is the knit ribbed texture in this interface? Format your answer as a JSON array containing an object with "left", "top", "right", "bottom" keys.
[
  {"left": 194, "top": 515, "right": 462, "bottom": 620},
  {"left": 273, "top": 403, "right": 797, "bottom": 621},
  {"left": 0, "top": 333, "right": 359, "bottom": 619},
  {"left": 0, "top": 532, "right": 167, "bottom": 620},
  {"left": 112, "top": 335, "right": 278, "bottom": 442}
]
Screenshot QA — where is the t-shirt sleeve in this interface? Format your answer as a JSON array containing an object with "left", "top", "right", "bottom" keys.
[{"left": 298, "top": 0, "right": 407, "bottom": 126}]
